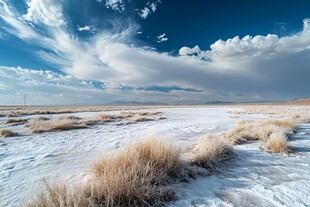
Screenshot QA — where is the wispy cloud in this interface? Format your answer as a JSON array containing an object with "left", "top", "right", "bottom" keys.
[
  {"left": 138, "top": 0, "right": 161, "bottom": 19},
  {"left": 156, "top": 33, "right": 168, "bottom": 43}
]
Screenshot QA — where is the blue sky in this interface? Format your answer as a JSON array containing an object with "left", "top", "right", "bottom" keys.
[{"left": 0, "top": 0, "right": 310, "bottom": 105}]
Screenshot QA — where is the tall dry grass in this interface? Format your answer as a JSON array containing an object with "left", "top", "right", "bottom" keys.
[
  {"left": 223, "top": 117, "right": 295, "bottom": 154},
  {"left": 26, "top": 115, "right": 87, "bottom": 133},
  {"left": 6, "top": 118, "right": 28, "bottom": 124},
  {"left": 26, "top": 182, "right": 87, "bottom": 207},
  {"left": 265, "top": 132, "right": 291, "bottom": 153},
  {"left": 24, "top": 111, "right": 164, "bottom": 134},
  {"left": 0, "top": 129, "right": 16, "bottom": 137},
  {"left": 27, "top": 138, "right": 181, "bottom": 207},
  {"left": 190, "top": 134, "right": 235, "bottom": 170},
  {"left": 129, "top": 115, "right": 154, "bottom": 124},
  {"left": 223, "top": 118, "right": 297, "bottom": 145}
]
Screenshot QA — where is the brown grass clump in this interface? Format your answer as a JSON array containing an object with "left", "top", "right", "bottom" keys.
[
  {"left": 131, "top": 137, "right": 181, "bottom": 177},
  {"left": 84, "top": 112, "right": 136, "bottom": 125},
  {"left": 265, "top": 132, "right": 291, "bottom": 153},
  {"left": 89, "top": 142, "right": 178, "bottom": 206},
  {"left": 26, "top": 116, "right": 87, "bottom": 133},
  {"left": 57, "top": 115, "right": 81, "bottom": 121},
  {"left": 190, "top": 134, "right": 235, "bottom": 170},
  {"left": 223, "top": 118, "right": 298, "bottom": 145},
  {"left": 130, "top": 115, "right": 154, "bottom": 123},
  {"left": 33, "top": 116, "right": 50, "bottom": 121},
  {"left": 28, "top": 138, "right": 180, "bottom": 207},
  {"left": 261, "top": 118, "right": 298, "bottom": 131},
  {"left": 137, "top": 112, "right": 162, "bottom": 116},
  {"left": 291, "top": 114, "right": 310, "bottom": 123},
  {"left": 223, "top": 121, "right": 262, "bottom": 144},
  {"left": 0, "top": 129, "right": 16, "bottom": 137},
  {"left": 6, "top": 118, "right": 28, "bottom": 124},
  {"left": 26, "top": 182, "right": 87, "bottom": 207}
]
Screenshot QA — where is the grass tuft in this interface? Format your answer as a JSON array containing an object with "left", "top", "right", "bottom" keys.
[
  {"left": 223, "top": 118, "right": 297, "bottom": 145},
  {"left": 6, "top": 118, "right": 28, "bottom": 124},
  {"left": 190, "top": 134, "right": 235, "bottom": 170},
  {"left": 26, "top": 115, "right": 87, "bottom": 133},
  {"left": 265, "top": 132, "right": 291, "bottom": 153},
  {"left": 28, "top": 137, "right": 181, "bottom": 207},
  {"left": 129, "top": 115, "right": 154, "bottom": 124},
  {"left": 0, "top": 129, "right": 16, "bottom": 137}
]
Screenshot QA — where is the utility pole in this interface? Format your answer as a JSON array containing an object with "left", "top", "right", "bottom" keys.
[
  {"left": 74, "top": 95, "right": 77, "bottom": 106},
  {"left": 128, "top": 95, "right": 133, "bottom": 106},
  {"left": 95, "top": 95, "right": 98, "bottom": 106},
  {"left": 24, "top": 94, "right": 27, "bottom": 106}
]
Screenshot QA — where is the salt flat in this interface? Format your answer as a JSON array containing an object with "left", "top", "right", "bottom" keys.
[{"left": 0, "top": 107, "right": 309, "bottom": 206}]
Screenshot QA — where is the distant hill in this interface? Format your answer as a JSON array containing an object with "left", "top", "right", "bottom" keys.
[
  {"left": 107, "top": 101, "right": 168, "bottom": 106},
  {"left": 204, "top": 101, "right": 235, "bottom": 104},
  {"left": 286, "top": 98, "right": 310, "bottom": 105}
]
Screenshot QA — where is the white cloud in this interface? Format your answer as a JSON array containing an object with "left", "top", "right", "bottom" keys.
[
  {"left": 139, "top": 7, "right": 150, "bottom": 19},
  {"left": 77, "top": 25, "right": 96, "bottom": 33},
  {"left": 156, "top": 33, "right": 168, "bottom": 43},
  {"left": 138, "top": 0, "right": 161, "bottom": 19},
  {"left": 180, "top": 19, "right": 310, "bottom": 62},
  {"left": 102, "top": 0, "right": 125, "bottom": 12},
  {"left": 23, "top": 0, "right": 66, "bottom": 27},
  {"left": 0, "top": 1, "right": 310, "bottom": 101},
  {"left": 179, "top": 45, "right": 201, "bottom": 56}
]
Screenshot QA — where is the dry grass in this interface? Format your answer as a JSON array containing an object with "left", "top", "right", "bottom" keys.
[
  {"left": 6, "top": 118, "right": 28, "bottom": 124},
  {"left": 261, "top": 119, "right": 298, "bottom": 131},
  {"left": 265, "top": 132, "right": 291, "bottom": 153},
  {"left": 0, "top": 106, "right": 153, "bottom": 117},
  {"left": 223, "top": 118, "right": 297, "bottom": 145},
  {"left": 84, "top": 112, "right": 134, "bottom": 125},
  {"left": 0, "top": 129, "right": 16, "bottom": 137},
  {"left": 129, "top": 115, "right": 154, "bottom": 124},
  {"left": 89, "top": 138, "right": 179, "bottom": 206},
  {"left": 190, "top": 134, "right": 235, "bottom": 170},
  {"left": 223, "top": 117, "right": 297, "bottom": 154},
  {"left": 25, "top": 112, "right": 164, "bottom": 134},
  {"left": 292, "top": 114, "right": 310, "bottom": 123},
  {"left": 27, "top": 138, "right": 180, "bottom": 207},
  {"left": 57, "top": 115, "right": 81, "bottom": 121},
  {"left": 26, "top": 182, "right": 87, "bottom": 207},
  {"left": 26, "top": 116, "right": 87, "bottom": 133},
  {"left": 137, "top": 112, "right": 162, "bottom": 116},
  {"left": 33, "top": 116, "right": 50, "bottom": 121}
]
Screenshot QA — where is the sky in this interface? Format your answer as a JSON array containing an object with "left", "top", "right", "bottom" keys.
[{"left": 0, "top": 0, "right": 310, "bottom": 105}]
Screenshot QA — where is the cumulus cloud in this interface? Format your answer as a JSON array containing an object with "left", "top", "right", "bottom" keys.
[
  {"left": 138, "top": 0, "right": 161, "bottom": 19},
  {"left": 180, "top": 19, "right": 310, "bottom": 63},
  {"left": 0, "top": 0, "right": 310, "bottom": 102},
  {"left": 77, "top": 25, "right": 96, "bottom": 33},
  {"left": 156, "top": 33, "right": 168, "bottom": 43},
  {"left": 179, "top": 45, "right": 201, "bottom": 56}
]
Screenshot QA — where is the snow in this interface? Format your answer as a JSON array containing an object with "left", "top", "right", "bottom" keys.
[{"left": 0, "top": 107, "right": 309, "bottom": 206}]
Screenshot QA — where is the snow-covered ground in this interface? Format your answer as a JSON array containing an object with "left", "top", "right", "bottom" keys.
[{"left": 0, "top": 107, "right": 309, "bottom": 206}]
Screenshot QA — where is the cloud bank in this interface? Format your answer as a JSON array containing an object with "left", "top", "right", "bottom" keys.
[{"left": 0, "top": 0, "right": 310, "bottom": 104}]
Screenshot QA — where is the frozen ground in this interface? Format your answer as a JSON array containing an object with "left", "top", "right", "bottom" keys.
[{"left": 0, "top": 107, "right": 309, "bottom": 206}]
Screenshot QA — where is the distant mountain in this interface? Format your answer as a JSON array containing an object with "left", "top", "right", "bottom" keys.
[
  {"left": 106, "top": 101, "right": 168, "bottom": 106},
  {"left": 204, "top": 101, "right": 235, "bottom": 104}
]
